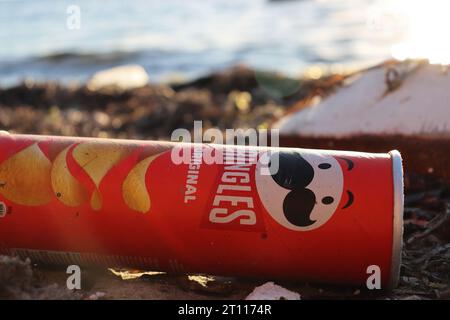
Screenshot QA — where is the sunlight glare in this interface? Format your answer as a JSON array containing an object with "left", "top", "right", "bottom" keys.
[{"left": 390, "top": 0, "right": 450, "bottom": 64}]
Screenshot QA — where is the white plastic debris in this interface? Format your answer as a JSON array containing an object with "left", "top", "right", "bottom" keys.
[
  {"left": 87, "top": 65, "right": 149, "bottom": 91},
  {"left": 245, "top": 282, "right": 301, "bottom": 300},
  {"left": 276, "top": 62, "right": 450, "bottom": 138},
  {"left": 87, "top": 291, "right": 106, "bottom": 300}
]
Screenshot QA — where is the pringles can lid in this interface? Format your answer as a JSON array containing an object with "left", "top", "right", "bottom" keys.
[{"left": 389, "top": 150, "right": 404, "bottom": 289}]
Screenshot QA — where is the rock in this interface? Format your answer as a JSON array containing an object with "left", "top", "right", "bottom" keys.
[
  {"left": 245, "top": 282, "right": 301, "bottom": 300},
  {"left": 276, "top": 61, "right": 450, "bottom": 138},
  {"left": 87, "top": 65, "right": 149, "bottom": 92},
  {"left": 87, "top": 291, "right": 106, "bottom": 300},
  {"left": 275, "top": 60, "right": 450, "bottom": 182},
  {"left": 0, "top": 255, "right": 82, "bottom": 299},
  {"left": 0, "top": 255, "right": 33, "bottom": 299}
]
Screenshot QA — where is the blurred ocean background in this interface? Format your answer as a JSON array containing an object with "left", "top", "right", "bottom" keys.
[{"left": 0, "top": 0, "right": 405, "bottom": 86}]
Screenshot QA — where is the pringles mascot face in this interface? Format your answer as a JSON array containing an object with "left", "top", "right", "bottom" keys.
[{"left": 255, "top": 150, "right": 354, "bottom": 231}]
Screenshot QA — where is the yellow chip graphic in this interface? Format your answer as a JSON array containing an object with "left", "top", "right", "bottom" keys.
[
  {"left": 122, "top": 154, "right": 161, "bottom": 213},
  {"left": 0, "top": 143, "right": 52, "bottom": 206},
  {"left": 51, "top": 145, "right": 88, "bottom": 207}
]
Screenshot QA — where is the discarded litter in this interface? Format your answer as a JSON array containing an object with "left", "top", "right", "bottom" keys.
[
  {"left": 0, "top": 133, "right": 403, "bottom": 288},
  {"left": 245, "top": 282, "right": 300, "bottom": 300}
]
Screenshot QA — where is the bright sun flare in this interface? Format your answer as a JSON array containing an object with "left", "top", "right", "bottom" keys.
[{"left": 389, "top": 0, "right": 450, "bottom": 64}]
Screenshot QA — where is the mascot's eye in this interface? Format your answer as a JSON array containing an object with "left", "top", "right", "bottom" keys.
[
  {"left": 319, "top": 163, "right": 331, "bottom": 169},
  {"left": 271, "top": 152, "right": 314, "bottom": 190},
  {"left": 322, "top": 196, "right": 334, "bottom": 205}
]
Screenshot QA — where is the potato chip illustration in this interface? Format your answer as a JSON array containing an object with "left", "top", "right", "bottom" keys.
[
  {"left": 0, "top": 143, "right": 52, "bottom": 206},
  {"left": 72, "top": 142, "right": 133, "bottom": 210},
  {"left": 51, "top": 145, "right": 88, "bottom": 207},
  {"left": 122, "top": 154, "right": 161, "bottom": 213},
  {"left": 90, "top": 189, "right": 102, "bottom": 210}
]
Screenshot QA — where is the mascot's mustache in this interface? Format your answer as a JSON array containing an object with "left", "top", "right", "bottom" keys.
[{"left": 269, "top": 152, "right": 355, "bottom": 228}]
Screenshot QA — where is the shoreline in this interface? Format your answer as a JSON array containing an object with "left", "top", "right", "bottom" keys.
[{"left": 0, "top": 65, "right": 344, "bottom": 141}]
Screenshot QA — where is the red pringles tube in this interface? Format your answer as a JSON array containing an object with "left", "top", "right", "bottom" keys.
[{"left": 0, "top": 133, "right": 403, "bottom": 288}]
